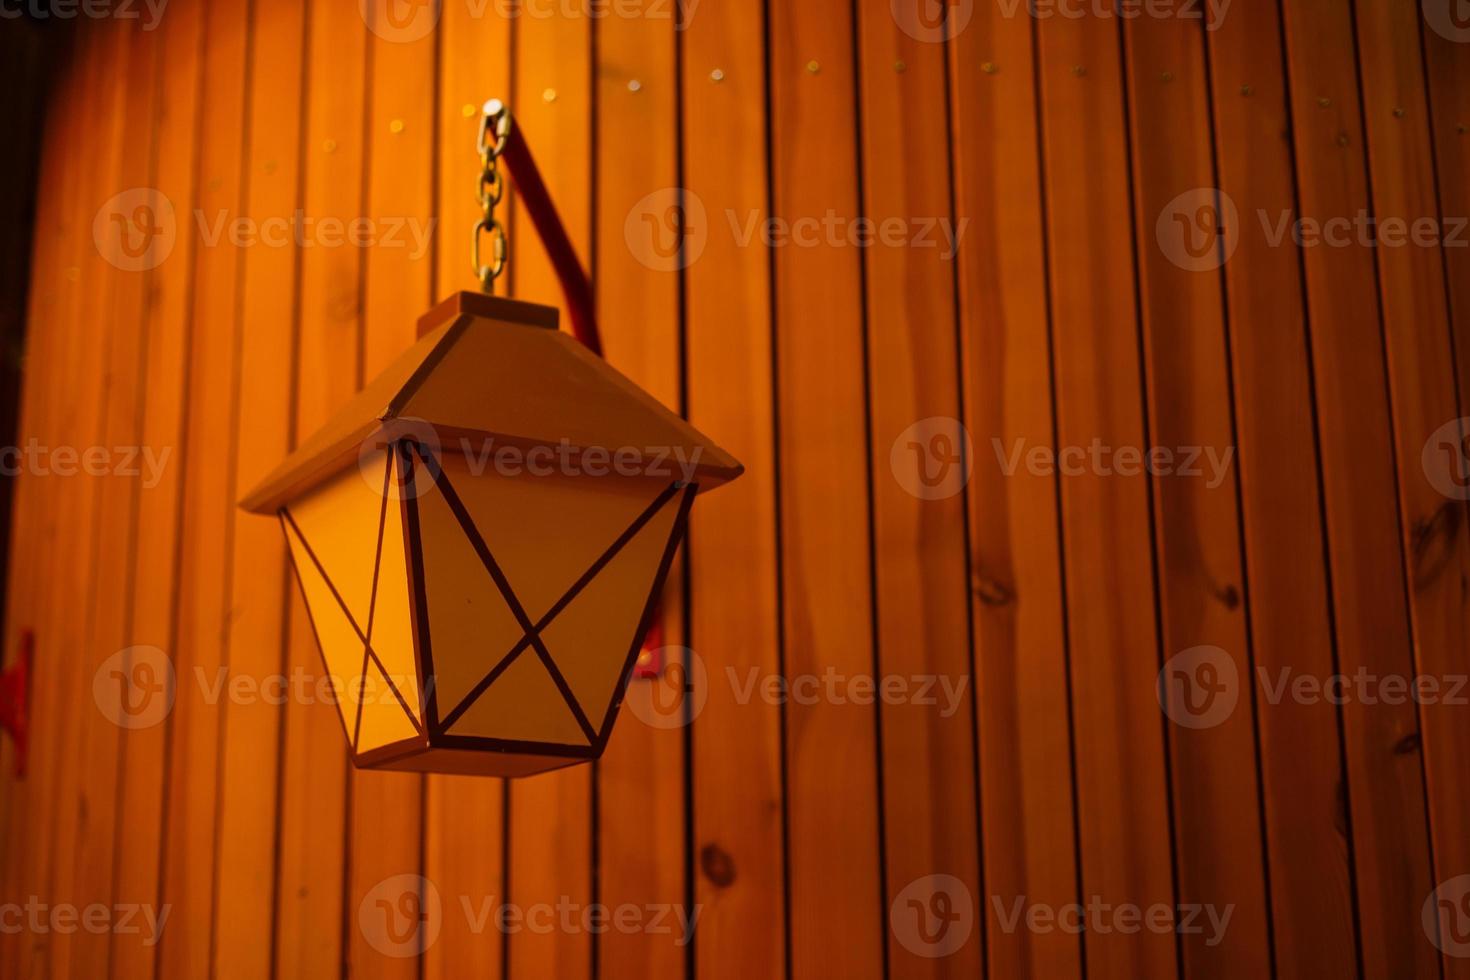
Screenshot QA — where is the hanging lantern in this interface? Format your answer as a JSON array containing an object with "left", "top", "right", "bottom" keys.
[{"left": 239, "top": 102, "right": 742, "bottom": 778}]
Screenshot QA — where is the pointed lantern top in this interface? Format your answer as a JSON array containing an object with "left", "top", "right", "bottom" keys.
[{"left": 241, "top": 292, "right": 743, "bottom": 514}]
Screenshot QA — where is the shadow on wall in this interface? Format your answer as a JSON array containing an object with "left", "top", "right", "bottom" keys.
[{"left": 0, "top": 17, "right": 63, "bottom": 641}]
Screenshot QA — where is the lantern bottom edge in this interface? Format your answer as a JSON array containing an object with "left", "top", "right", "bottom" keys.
[{"left": 354, "top": 735, "right": 598, "bottom": 779}]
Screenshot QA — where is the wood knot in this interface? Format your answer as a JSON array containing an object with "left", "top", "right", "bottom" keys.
[
  {"left": 1411, "top": 500, "right": 1461, "bottom": 589},
  {"left": 973, "top": 576, "right": 1015, "bottom": 607},
  {"left": 700, "top": 843, "right": 736, "bottom": 888},
  {"left": 1215, "top": 584, "right": 1241, "bottom": 610},
  {"left": 1394, "top": 732, "right": 1423, "bottom": 756},
  {"left": 328, "top": 291, "right": 362, "bottom": 322}
]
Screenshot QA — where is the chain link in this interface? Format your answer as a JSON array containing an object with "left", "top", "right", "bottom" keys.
[{"left": 473, "top": 100, "right": 512, "bottom": 290}]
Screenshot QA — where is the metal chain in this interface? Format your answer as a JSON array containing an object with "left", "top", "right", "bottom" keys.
[{"left": 473, "top": 99, "right": 511, "bottom": 290}]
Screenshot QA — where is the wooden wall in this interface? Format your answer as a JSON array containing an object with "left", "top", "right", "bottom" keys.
[{"left": 3, "top": 0, "right": 1470, "bottom": 978}]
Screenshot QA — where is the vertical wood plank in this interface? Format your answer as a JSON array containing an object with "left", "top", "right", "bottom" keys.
[
  {"left": 155, "top": 0, "right": 253, "bottom": 974},
  {"left": 1121, "top": 11, "right": 1271, "bottom": 979},
  {"left": 347, "top": 3, "right": 437, "bottom": 975},
  {"left": 424, "top": 3, "right": 510, "bottom": 977},
  {"left": 594, "top": 7, "right": 689, "bottom": 979},
  {"left": 1033, "top": 9, "right": 1178, "bottom": 978},
  {"left": 1353, "top": 4, "right": 1470, "bottom": 978},
  {"left": 30, "top": 32, "right": 124, "bottom": 977},
  {"left": 211, "top": 1, "right": 308, "bottom": 976},
  {"left": 1205, "top": 1, "right": 1358, "bottom": 975},
  {"left": 30, "top": 24, "right": 132, "bottom": 980},
  {"left": 681, "top": 2, "right": 787, "bottom": 977},
  {"left": 948, "top": 5, "right": 1083, "bottom": 977},
  {"left": 53, "top": 18, "right": 162, "bottom": 980},
  {"left": 1278, "top": 0, "right": 1439, "bottom": 975},
  {"left": 767, "top": 0, "right": 889, "bottom": 976},
  {"left": 852, "top": 0, "right": 983, "bottom": 976},
  {"left": 507, "top": 8, "right": 594, "bottom": 977},
  {"left": 273, "top": 0, "right": 367, "bottom": 973},
  {"left": 110, "top": 3, "right": 208, "bottom": 976}
]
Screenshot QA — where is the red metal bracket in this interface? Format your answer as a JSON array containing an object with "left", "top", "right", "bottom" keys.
[
  {"left": 498, "top": 116, "right": 602, "bottom": 357},
  {"left": 0, "top": 630, "right": 32, "bottom": 777}
]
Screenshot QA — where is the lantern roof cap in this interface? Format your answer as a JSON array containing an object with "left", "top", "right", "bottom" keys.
[{"left": 240, "top": 292, "right": 744, "bottom": 514}]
